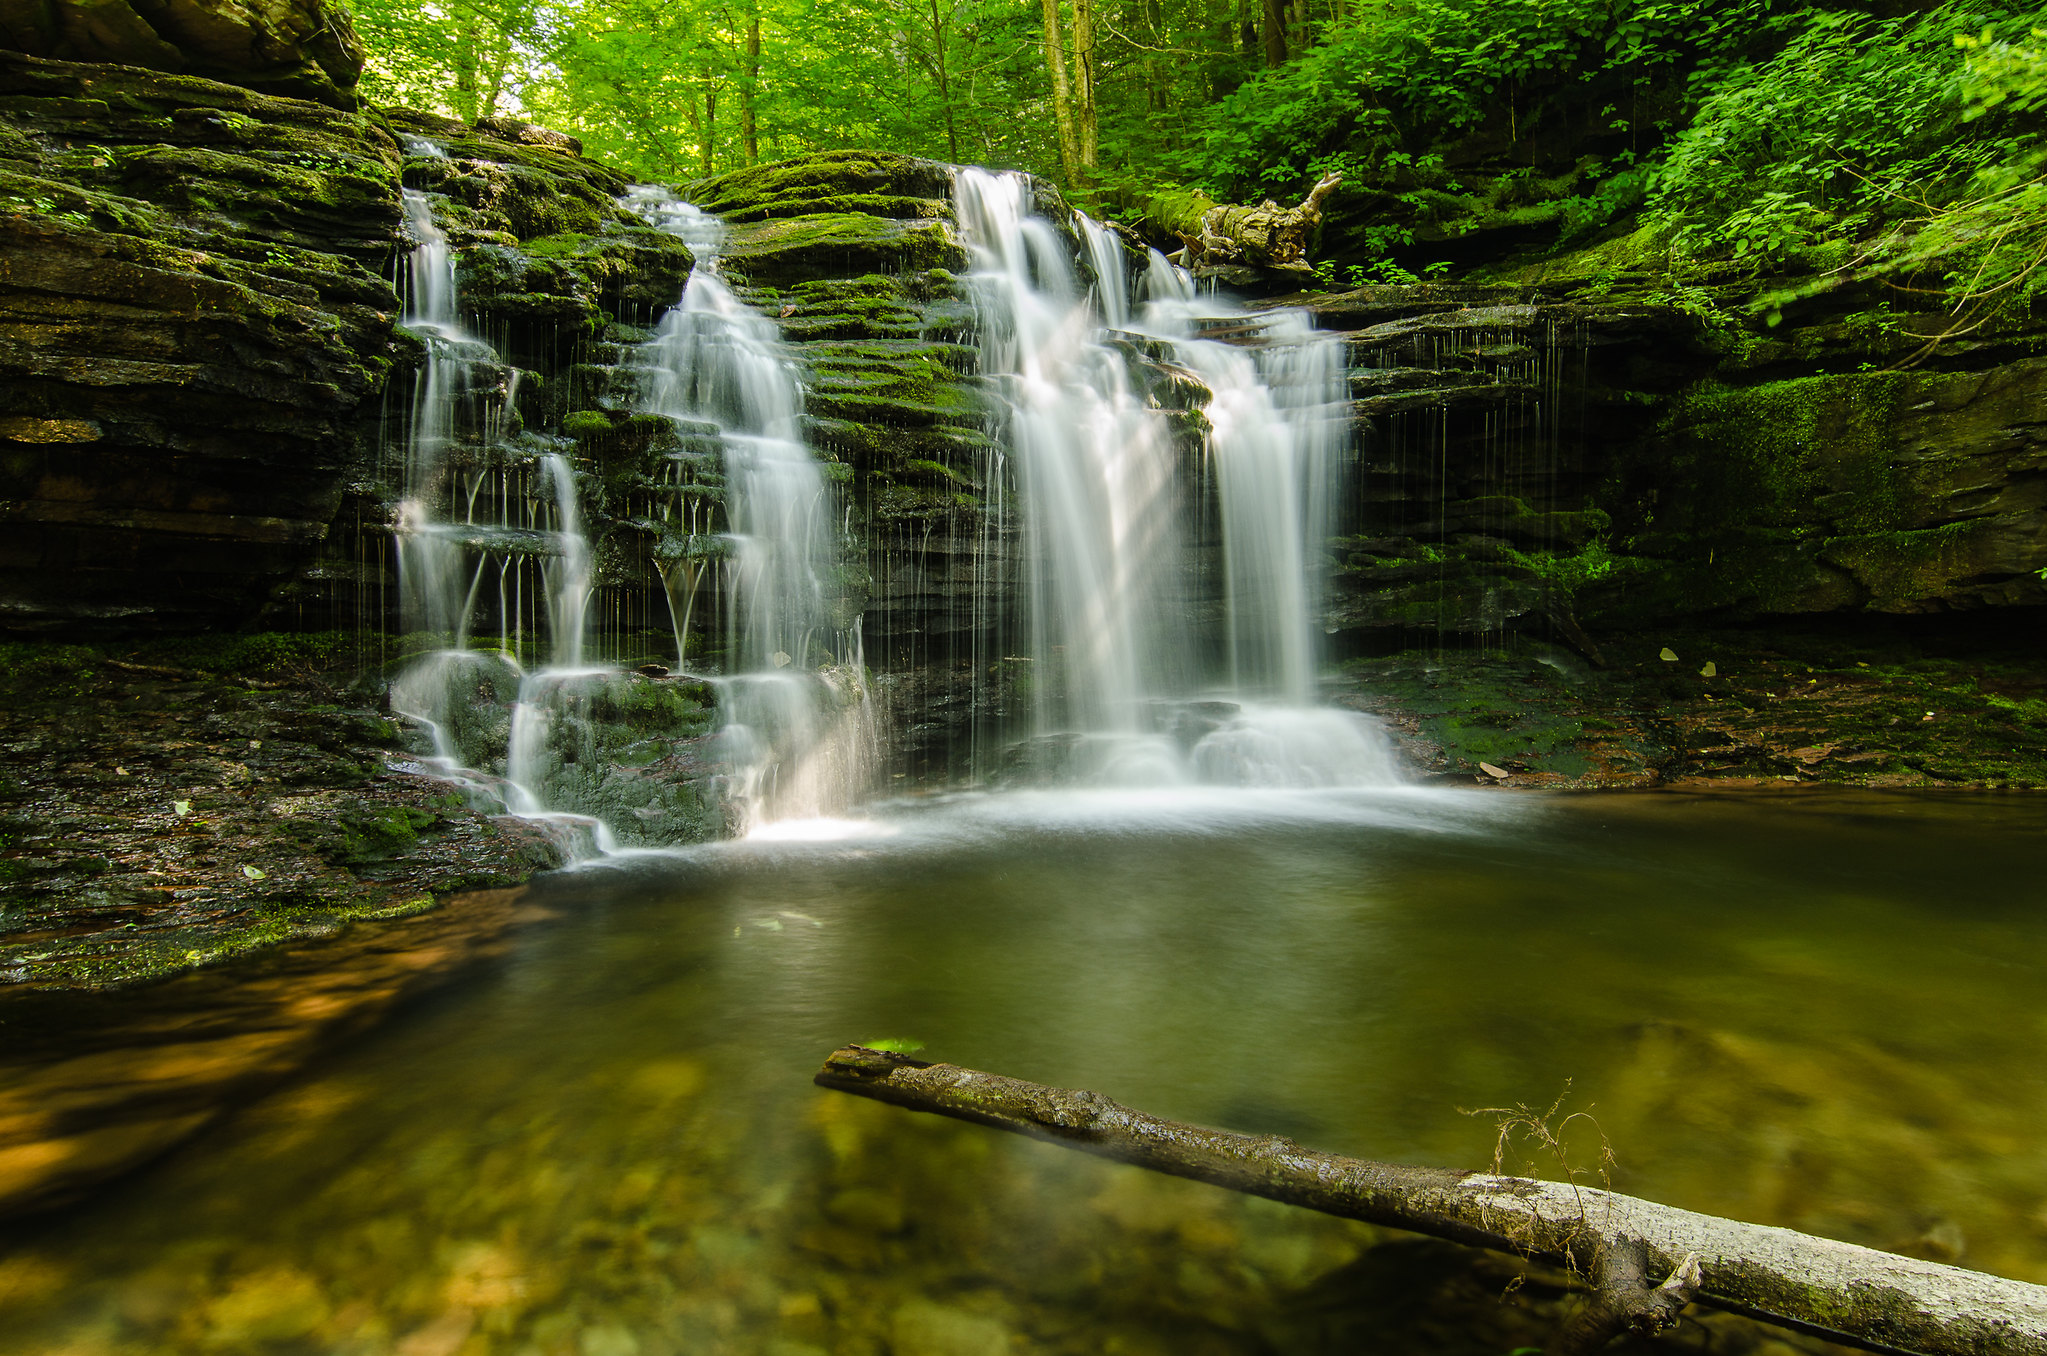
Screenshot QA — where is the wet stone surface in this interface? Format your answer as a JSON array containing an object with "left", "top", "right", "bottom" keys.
[
  {"left": 0, "top": 640, "right": 562, "bottom": 991},
  {"left": 1343, "top": 621, "right": 2047, "bottom": 790}
]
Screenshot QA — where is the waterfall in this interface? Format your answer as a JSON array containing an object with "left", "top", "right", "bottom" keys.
[
  {"left": 632, "top": 189, "right": 877, "bottom": 833},
  {"left": 381, "top": 165, "right": 1395, "bottom": 853},
  {"left": 956, "top": 169, "right": 1399, "bottom": 788},
  {"left": 1143, "top": 280, "right": 1343, "bottom": 705},
  {"left": 384, "top": 187, "right": 621, "bottom": 858},
  {"left": 380, "top": 179, "right": 880, "bottom": 851},
  {"left": 538, "top": 453, "right": 592, "bottom": 669},
  {"left": 955, "top": 172, "right": 1189, "bottom": 744}
]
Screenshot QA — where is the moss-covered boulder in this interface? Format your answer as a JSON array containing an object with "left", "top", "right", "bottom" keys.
[
  {"left": 721, "top": 211, "right": 966, "bottom": 284},
  {"left": 683, "top": 151, "right": 967, "bottom": 287},
  {"left": 0, "top": 0, "right": 364, "bottom": 108},
  {"left": 455, "top": 231, "right": 694, "bottom": 331},
  {"left": 683, "top": 150, "right": 955, "bottom": 221}
]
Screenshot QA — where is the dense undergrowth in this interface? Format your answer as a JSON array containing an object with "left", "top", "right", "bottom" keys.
[{"left": 1157, "top": 0, "right": 2047, "bottom": 336}]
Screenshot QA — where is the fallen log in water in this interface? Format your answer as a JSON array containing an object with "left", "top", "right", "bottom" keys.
[{"left": 814, "top": 1045, "right": 2047, "bottom": 1356}]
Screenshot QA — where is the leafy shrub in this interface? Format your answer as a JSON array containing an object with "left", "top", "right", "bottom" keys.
[
  {"left": 1651, "top": 3, "right": 2047, "bottom": 347},
  {"left": 1181, "top": 0, "right": 1772, "bottom": 199}
]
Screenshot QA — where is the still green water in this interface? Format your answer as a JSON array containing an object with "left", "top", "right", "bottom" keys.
[{"left": 3, "top": 788, "right": 2045, "bottom": 1355}]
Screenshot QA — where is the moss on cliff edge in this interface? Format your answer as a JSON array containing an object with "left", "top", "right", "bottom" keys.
[{"left": 683, "top": 150, "right": 955, "bottom": 219}]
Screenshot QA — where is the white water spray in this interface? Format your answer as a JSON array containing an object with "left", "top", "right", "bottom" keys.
[{"left": 957, "top": 169, "right": 1399, "bottom": 788}]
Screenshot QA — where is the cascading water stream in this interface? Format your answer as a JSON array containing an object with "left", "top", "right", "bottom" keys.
[
  {"left": 386, "top": 164, "right": 1394, "bottom": 853},
  {"left": 631, "top": 189, "right": 877, "bottom": 833},
  {"left": 956, "top": 168, "right": 1399, "bottom": 788},
  {"left": 386, "top": 186, "right": 619, "bottom": 857},
  {"left": 954, "top": 172, "right": 1188, "bottom": 749},
  {"left": 1133, "top": 252, "right": 1343, "bottom": 706}
]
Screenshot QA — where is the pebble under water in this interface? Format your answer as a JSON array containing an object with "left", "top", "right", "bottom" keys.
[{"left": 3, "top": 789, "right": 2045, "bottom": 1355}]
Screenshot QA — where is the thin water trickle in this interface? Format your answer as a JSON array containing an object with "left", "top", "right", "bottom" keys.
[{"left": 385, "top": 186, "right": 630, "bottom": 856}]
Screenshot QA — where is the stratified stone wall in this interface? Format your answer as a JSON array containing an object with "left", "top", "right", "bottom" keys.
[
  {"left": 0, "top": 0, "right": 363, "bottom": 108},
  {"left": 0, "top": 52, "right": 401, "bottom": 629}
]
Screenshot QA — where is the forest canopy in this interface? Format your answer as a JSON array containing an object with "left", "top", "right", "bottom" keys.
[{"left": 353, "top": 0, "right": 2047, "bottom": 325}]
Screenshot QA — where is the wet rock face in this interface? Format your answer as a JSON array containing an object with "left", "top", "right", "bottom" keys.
[
  {"left": 1268, "top": 283, "right": 2047, "bottom": 647},
  {"left": 1261, "top": 286, "right": 1708, "bottom": 647},
  {"left": 0, "top": 0, "right": 363, "bottom": 108},
  {"left": 675, "top": 151, "right": 1006, "bottom": 664},
  {"left": 1592, "top": 361, "right": 2047, "bottom": 624},
  {"left": 383, "top": 109, "right": 696, "bottom": 355},
  {"left": 0, "top": 52, "right": 403, "bottom": 632},
  {"left": 286, "top": 110, "right": 700, "bottom": 642},
  {"left": 0, "top": 68, "right": 696, "bottom": 637}
]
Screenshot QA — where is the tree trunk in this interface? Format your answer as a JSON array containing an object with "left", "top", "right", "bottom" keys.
[
  {"left": 929, "top": 0, "right": 960, "bottom": 163},
  {"left": 452, "top": 16, "right": 480, "bottom": 122},
  {"left": 1152, "top": 170, "right": 1339, "bottom": 272},
  {"left": 816, "top": 1045, "right": 2047, "bottom": 1356},
  {"left": 700, "top": 83, "right": 717, "bottom": 176},
  {"left": 1071, "top": 0, "right": 1098, "bottom": 175},
  {"left": 480, "top": 26, "right": 512, "bottom": 121},
  {"left": 1261, "top": 0, "right": 1288, "bottom": 66},
  {"left": 741, "top": 12, "right": 761, "bottom": 165},
  {"left": 1039, "top": 0, "right": 1081, "bottom": 184}
]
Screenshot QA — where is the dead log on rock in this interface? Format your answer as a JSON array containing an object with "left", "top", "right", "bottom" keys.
[
  {"left": 1168, "top": 171, "right": 1342, "bottom": 270},
  {"left": 815, "top": 1045, "right": 2047, "bottom": 1356}
]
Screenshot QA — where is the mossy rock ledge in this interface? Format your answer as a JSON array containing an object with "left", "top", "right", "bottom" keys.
[{"left": 0, "top": 51, "right": 405, "bottom": 631}]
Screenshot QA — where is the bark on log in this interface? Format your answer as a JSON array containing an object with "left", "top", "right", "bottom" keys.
[
  {"left": 1183, "top": 170, "right": 1341, "bottom": 269},
  {"left": 815, "top": 1045, "right": 2047, "bottom": 1356},
  {"left": 1141, "top": 174, "right": 1342, "bottom": 271}
]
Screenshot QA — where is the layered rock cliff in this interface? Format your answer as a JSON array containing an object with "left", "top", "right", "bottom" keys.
[
  {"left": 3, "top": 45, "right": 2043, "bottom": 800},
  {"left": 0, "top": 53, "right": 398, "bottom": 629}
]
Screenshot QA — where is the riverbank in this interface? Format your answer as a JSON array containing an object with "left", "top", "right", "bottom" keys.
[
  {"left": 1345, "top": 618, "right": 2047, "bottom": 790},
  {"left": 0, "top": 636, "right": 562, "bottom": 992}
]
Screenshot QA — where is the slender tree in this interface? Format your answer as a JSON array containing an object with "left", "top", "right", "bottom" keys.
[
  {"left": 927, "top": 0, "right": 961, "bottom": 162},
  {"left": 1072, "top": 0, "right": 1098, "bottom": 173},
  {"left": 739, "top": 4, "right": 761, "bottom": 162},
  {"left": 1261, "top": 0, "right": 1287, "bottom": 66},
  {"left": 1041, "top": 0, "right": 1082, "bottom": 182}
]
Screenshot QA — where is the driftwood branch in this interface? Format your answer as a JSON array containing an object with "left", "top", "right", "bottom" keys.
[{"left": 815, "top": 1046, "right": 2047, "bottom": 1356}]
